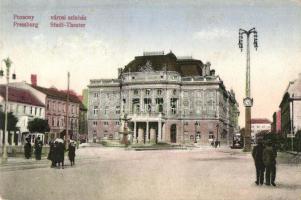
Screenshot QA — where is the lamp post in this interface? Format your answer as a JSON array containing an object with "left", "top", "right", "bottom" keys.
[
  {"left": 194, "top": 121, "right": 198, "bottom": 143},
  {"left": 239, "top": 28, "right": 258, "bottom": 151},
  {"left": 0, "top": 57, "right": 16, "bottom": 163}
]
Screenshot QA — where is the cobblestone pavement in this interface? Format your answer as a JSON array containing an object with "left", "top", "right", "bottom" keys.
[{"left": 0, "top": 146, "right": 301, "bottom": 200}]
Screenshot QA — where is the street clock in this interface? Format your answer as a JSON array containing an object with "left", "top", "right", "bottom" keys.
[{"left": 243, "top": 97, "right": 253, "bottom": 107}]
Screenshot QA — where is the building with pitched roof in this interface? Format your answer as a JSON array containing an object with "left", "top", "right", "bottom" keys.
[
  {"left": 87, "top": 51, "right": 239, "bottom": 145},
  {"left": 31, "top": 85, "right": 81, "bottom": 141},
  {"left": 0, "top": 85, "right": 45, "bottom": 145},
  {"left": 10, "top": 78, "right": 83, "bottom": 143},
  {"left": 251, "top": 118, "right": 272, "bottom": 141}
]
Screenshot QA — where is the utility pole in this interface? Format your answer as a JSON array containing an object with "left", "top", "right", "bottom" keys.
[
  {"left": 238, "top": 28, "right": 258, "bottom": 151},
  {"left": 0, "top": 58, "right": 16, "bottom": 163},
  {"left": 66, "top": 72, "right": 70, "bottom": 143}
]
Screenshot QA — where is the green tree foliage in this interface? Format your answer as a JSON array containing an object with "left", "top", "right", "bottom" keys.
[
  {"left": 28, "top": 118, "right": 50, "bottom": 133},
  {"left": 0, "top": 111, "right": 18, "bottom": 131}
]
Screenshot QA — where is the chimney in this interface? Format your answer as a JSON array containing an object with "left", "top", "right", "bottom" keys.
[
  {"left": 210, "top": 69, "right": 215, "bottom": 76},
  {"left": 31, "top": 74, "right": 37, "bottom": 86}
]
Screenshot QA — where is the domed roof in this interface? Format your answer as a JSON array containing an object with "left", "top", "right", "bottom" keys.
[{"left": 123, "top": 51, "right": 204, "bottom": 76}]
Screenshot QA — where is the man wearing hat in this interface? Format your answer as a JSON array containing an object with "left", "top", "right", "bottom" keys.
[
  {"left": 24, "top": 137, "right": 32, "bottom": 159},
  {"left": 263, "top": 139, "right": 277, "bottom": 186},
  {"left": 252, "top": 138, "right": 265, "bottom": 185}
]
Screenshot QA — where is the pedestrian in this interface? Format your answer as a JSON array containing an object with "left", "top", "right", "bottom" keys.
[
  {"left": 54, "top": 141, "right": 59, "bottom": 167},
  {"left": 262, "top": 139, "right": 277, "bottom": 186},
  {"left": 68, "top": 140, "right": 76, "bottom": 166},
  {"left": 214, "top": 140, "right": 218, "bottom": 148},
  {"left": 34, "top": 137, "right": 43, "bottom": 160},
  {"left": 56, "top": 139, "right": 65, "bottom": 169},
  {"left": 24, "top": 137, "right": 32, "bottom": 159},
  {"left": 252, "top": 139, "right": 265, "bottom": 185},
  {"left": 48, "top": 139, "right": 56, "bottom": 168}
]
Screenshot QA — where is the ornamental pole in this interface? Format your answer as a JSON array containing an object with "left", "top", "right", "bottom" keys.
[{"left": 238, "top": 28, "right": 258, "bottom": 151}]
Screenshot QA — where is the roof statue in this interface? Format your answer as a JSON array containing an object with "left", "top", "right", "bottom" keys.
[{"left": 139, "top": 60, "right": 154, "bottom": 72}]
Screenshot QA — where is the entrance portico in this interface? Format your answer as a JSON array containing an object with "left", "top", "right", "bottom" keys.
[{"left": 129, "top": 113, "right": 164, "bottom": 144}]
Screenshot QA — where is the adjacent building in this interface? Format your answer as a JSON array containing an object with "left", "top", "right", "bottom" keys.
[
  {"left": 9, "top": 76, "right": 83, "bottom": 143},
  {"left": 251, "top": 118, "right": 272, "bottom": 141},
  {"left": 87, "top": 51, "right": 239, "bottom": 145},
  {"left": 279, "top": 73, "right": 301, "bottom": 137},
  {"left": 271, "top": 110, "right": 281, "bottom": 134},
  {"left": 0, "top": 85, "right": 45, "bottom": 145},
  {"left": 32, "top": 85, "right": 81, "bottom": 141}
]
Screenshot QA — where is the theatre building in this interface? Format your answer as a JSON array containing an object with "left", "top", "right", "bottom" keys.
[{"left": 87, "top": 51, "right": 239, "bottom": 145}]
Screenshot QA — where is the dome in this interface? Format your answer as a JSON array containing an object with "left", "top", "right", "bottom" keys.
[{"left": 123, "top": 51, "right": 204, "bottom": 76}]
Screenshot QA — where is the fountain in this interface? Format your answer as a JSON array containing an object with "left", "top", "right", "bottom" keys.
[{"left": 119, "top": 113, "right": 133, "bottom": 145}]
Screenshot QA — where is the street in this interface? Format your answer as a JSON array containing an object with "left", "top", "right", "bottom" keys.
[{"left": 0, "top": 146, "right": 301, "bottom": 200}]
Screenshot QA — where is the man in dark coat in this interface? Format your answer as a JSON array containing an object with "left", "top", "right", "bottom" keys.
[
  {"left": 24, "top": 137, "right": 32, "bottom": 159},
  {"left": 263, "top": 140, "right": 277, "bottom": 186},
  {"left": 252, "top": 139, "right": 265, "bottom": 185},
  {"left": 54, "top": 141, "right": 59, "bottom": 167},
  {"left": 57, "top": 140, "right": 65, "bottom": 169},
  {"left": 48, "top": 140, "right": 56, "bottom": 167},
  {"left": 68, "top": 141, "right": 76, "bottom": 166},
  {"left": 34, "top": 137, "right": 43, "bottom": 160}
]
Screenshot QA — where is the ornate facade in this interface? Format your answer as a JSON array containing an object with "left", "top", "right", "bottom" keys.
[{"left": 88, "top": 51, "right": 239, "bottom": 145}]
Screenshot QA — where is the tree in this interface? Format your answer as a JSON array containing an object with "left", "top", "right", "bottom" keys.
[
  {"left": 0, "top": 111, "right": 18, "bottom": 132},
  {"left": 28, "top": 118, "right": 50, "bottom": 133},
  {"left": 0, "top": 111, "right": 18, "bottom": 145}
]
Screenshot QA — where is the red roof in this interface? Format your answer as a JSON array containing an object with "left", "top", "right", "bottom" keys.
[
  {"left": 31, "top": 85, "right": 82, "bottom": 104},
  {"left": 0, "top": 85, "right": 45, "bottom": 107},
  {"left": 251, "top": 118, "right": 272, "bottom": 124}
]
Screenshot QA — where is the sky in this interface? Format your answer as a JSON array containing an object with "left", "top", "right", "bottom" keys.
[{"left": 0, "top": 0, "right": 301, "bottom": 127}]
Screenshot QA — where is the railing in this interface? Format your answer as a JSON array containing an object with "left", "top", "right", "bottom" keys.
[{"left": 128, "top": 112, "right": 165, "bottom": 118}]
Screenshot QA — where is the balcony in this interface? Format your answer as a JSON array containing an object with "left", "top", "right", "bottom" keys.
[{"left": 128, "top": 112, "right": 165, "bottom": 121}]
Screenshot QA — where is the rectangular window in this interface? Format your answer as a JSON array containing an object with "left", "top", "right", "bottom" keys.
[
  {"left": 104, "top": 106, "right": 109, "bottom": 115},
  {"left": 39, "top": 108, "right": 42, "bottom": 116},
  {"left": 23, "top": 106, "right": 26, "bottom": 114},
  {"left": 209, "top": 131, "right": 214, "bottom": 139},
  {"left": 132, "top": 98, "right": 140, "bottom": 114},
  {"left": 116, "top": 106, "right": 120, "bottom": 114},
  {"left": 155, "top": 98, "right": 163, "bottom": 113},
  {"left": 30, "top": 106, "right": 33, "bottom": 115},
  {"left": 170, "top": 98, "right": 178, "bottom": 114},
  {"left": 104, "top": 121, "right": 109, "bottom": 126},
  {"left": 144, "top": 98, "right": 152, "bottom": 112},
  {"left": 94, "top": 92, "right": 99, "bottom": 99},
  {"left": 35, "top": 107, "right": 37, "bottom": 116},
  {"left": 93, "top": 106, "right": 98, "bottom": 115},
  {"left": 93, "top": 121, "right": 97, "bottom": 127}
]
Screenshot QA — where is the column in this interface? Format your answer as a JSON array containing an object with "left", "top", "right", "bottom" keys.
[
  {"left": 133, "top": 121, "right": 137, "bottom": 143},
  {"left": 146, "top": 121, "right": 149, "bottom": 143},
  {"left": 150, "top": 128, "right": 156, "bottom": 144},
  {"left": 162, "top": 123, "right": 166, "bottom": 142},
  {"left": 140, "top": 89, "right": 143, "bottom": 113},
  {"left": 158, "top": 121, "right": 162, "bottom": 142},
  {"left": 138, "top": 127, "right": 144, "bottom": 144}
]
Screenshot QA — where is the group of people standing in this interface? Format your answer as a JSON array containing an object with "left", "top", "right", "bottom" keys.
[
  {"left": 48, "top": 139, "right": 76, "bottom": 169},
  {"left": 24, "top": 137, "right": 76, "bottom": 169},
  {"left": 252, "top": 139, "right": 277, "bottom": 186},
  {"left": 24, "top": 136, "right": 43, "bottom": 160}
]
